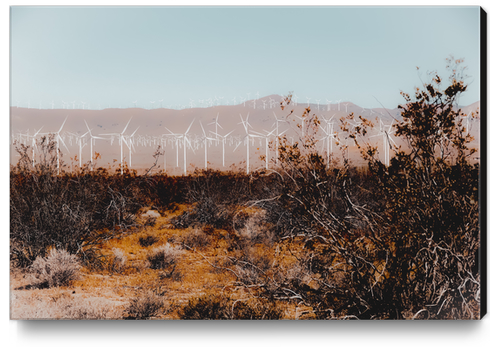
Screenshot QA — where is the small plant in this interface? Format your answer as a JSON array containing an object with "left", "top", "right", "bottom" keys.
[
  {"left": 147, "top": 244, "right": 182, "bottom": 270},
  {"left": 124, "top": 291, "right": 165, "bottom": 320},
  {"left": 138, "top": 235, "right": 159, "bottom": 247},
  {"left": 144, "top": 216, "right": 157, "bottom": 227},
  {"left": 237, "top": 209, "right": 275, "bottom": 246},
  {"left": 28, "top": 248, "right": 81, "bottom": 289},
  {"left": 179, "top": 293, "right": 284, "bottom": 320},
  {"left": 181, "top": 228, "right": 210, "bottom": 249},
  {"left": 109, "top": 248, "right": 127, "bottom": 273},
  {"left": 180, "top": 294, "right": 231, "bottom": 320},
  {"left": 231, "top": 298, "right": 284, "bottom": 320}
]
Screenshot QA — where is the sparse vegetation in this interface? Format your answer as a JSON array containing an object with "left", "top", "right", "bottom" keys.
[
  {"left": 10, "top": 58, "right": 480, "bottom": 320},
  {"left": 28, "top": 248, "right": 81, "bottom": 289},
  {"left": 124, "top": 291, "right": 165, "bottom": 320},
  {"left": 138, "top": 235, "right": 159, "bottom": 247},
  {"left": 147, "top": 244, "right": 182, "bottom": 270},
  {"left": 179, "top": 293, "right": 284, "bottom": 320}
]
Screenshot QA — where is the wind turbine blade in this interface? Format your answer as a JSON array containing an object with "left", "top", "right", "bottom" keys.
[
  {"left": 250, "top": 130, "right": 265, "bottom": 136},
  {"left": 84, "top": 120, "right": 92, "bottom": 135},
  {"left": 59, "top": 135, "right": 70, "bottom": 153},
  {"left": 186, "top": 118, "right": 195, "bottom": 134},
  {"left": 58, "top": 116, "right": 68, "bottom": 133},
  {"left": 34, "top": 126, "right": 44, "bottom": 136},
  {"left": 122, "top": 117, "right": 132, "bottom": 134},
  {"left": 165, "top": 127, "right": 175, "bottom": 135},
  {"left": 224, "top": 130, "right": 234, "bottom": 137},
  {"left": 186, "top": 138, "right": 195, "bottom": 154},
  {"left": 200, "top": 121, "right": 206, "bottom": 136},
  {"left": 131, "top": 126, "right": 139, "bottom": 137}
]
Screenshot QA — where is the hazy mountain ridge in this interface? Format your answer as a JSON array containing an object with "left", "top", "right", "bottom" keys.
[{"left": 10, "top": 96, "right": 481, "bottom": 172}]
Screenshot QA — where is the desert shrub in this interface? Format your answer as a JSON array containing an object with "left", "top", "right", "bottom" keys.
[
  {"left": 170, "top": 170, "right": 251, "bottom": 229},
  {"left": 10, "top": 292, "right": 123, "bottom": 320},
  {"left": 144, "top": 216, "right": 157, "bottom": 227},
  {"left": 28, "top": 248, "right": 81, "bottom": 289},
  {"left": 108, "top": 248, "right": 127, "bottom": 274},
  {"left": 147, "top": 244, "right": 182, "bottom": 270},
  {"left": 231, "top": 298, "right": 284, "bottom": 320},
  {"left": 124, "top": 291, "right": 165, "bottom": 320},
  {"left": 236, "top": 208, "right": 275, "bottom": 246},
  {"left": 264, "top": 58, "right": 480, "bottom": 319},
  {"left": 181, "top": 228, "right": 210, "bottom": 249},
  {"left": 138, "top": 235, "right": 159, "bottom": 247},
  {"left": 179, "top": 293, "right": 284, "bottom": 320},
  {"left": 10, "top": 136, "right": 142, "bottom": 268},
  {"left": 180, "top": 293, "right": 231, "bottom": 320},
  {"left": 65, "top": 300, "right": 121, "bottom": 320}
]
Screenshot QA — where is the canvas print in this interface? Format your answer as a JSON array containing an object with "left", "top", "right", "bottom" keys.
[{"left": 10, "top": 6, "right": 484, "bottom": 320}]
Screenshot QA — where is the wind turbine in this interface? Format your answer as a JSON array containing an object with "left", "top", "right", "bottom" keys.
[
  {"left": 259, "top": 128, "right": 281, "bottom": 170},
  {"left": 336, "top": 99, "right": 342, "bottom": 111},
  {"left": 101, "top": 117, "right": 133, "bottom": 175},
  {"left": 272, "top": 112, "right": 287, "bottom": 162},
  {"left": 370, "top": 119, "right": 397, "bottom": 167},
  {"left": 238, "top": 113, "right": 262, "bottom": 174},
  {"left": 316, "top": 99, "right": 321, "bottom": 111},
  {"left": 53, "top": 117, "right": 70, "bottom": 174},
  {"left": 208, "top": 113, "right": 223, "bottom": 142},
  {"left": 319, "top": 116, "right": 336, "bottom": 168},
  {"left": 69, "top": 129, "right": 90, "bottom": 168},
  {"left": 211, "top": 129, "right": 234, "bottom": 167},
  {"left": 182, "top": 119, "right": 196, "bottom": 175},
  {"left": 460, "top": 114, "right": 470, "bottom": 135},
  {"left": 326, "top": 98, "right": 332, "bottom": 111},
  {"left": 165, "top": 129, "right": 182, "bottom": 168},
  {"left": 28, "top": 127, "right": 44, "bottom": 167},
  {"left": 84, "top": 120, "right": 108, "bottom": 171},
  {"left": 125, "top": 127, "right": 139, "bottom": 168},
  {"left": 294, "top": 114, "right": 306, "bottom": 138},
  {"left": 165, "top": 119, "right": 195, "bottom": 175},
  {"left": 200, "top": 121, "right": 215, "bottom": 170}
]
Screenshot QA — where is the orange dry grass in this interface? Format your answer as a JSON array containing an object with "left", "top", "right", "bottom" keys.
[{"left": 10, "top": 204, "right": 302, "bottom": 319}]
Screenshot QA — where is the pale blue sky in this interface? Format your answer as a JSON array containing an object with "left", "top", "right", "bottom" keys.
[{"left": 10, "top": 6, "right": 481, "bottom": 109}]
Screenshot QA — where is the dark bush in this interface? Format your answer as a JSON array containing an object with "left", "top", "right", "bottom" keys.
[
  {"left": 147, "top": 244, "right": 182, "bottom": 270},
  {"left": 124, "top": 291, "right": 165, "bottom": 320},
  {"left": 28, "top": 248, "right": 81, "bottom": 289},
  {"left": 265, "top": 58, "right": 480, "bottom": 319},
  {"left": 179, "top": 293, "right": 284, "bottom": 320},
  {"left": 139, "top": 235, "right": 159, "bottom": 247},
  {"left": 10, "top": 136, "right": 143, "bottom": 268}
]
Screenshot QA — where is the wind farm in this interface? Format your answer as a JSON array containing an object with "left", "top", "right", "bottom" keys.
[
  {"left": 9, "top": 6, "right": 482, "bottom": 323},
  {"left": 10, "top": 96, "right": 481, "bottom": 175}
]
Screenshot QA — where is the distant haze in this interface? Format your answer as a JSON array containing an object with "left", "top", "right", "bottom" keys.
[{"left": 10, "top": 96, "right": 481, "bottom": 173}]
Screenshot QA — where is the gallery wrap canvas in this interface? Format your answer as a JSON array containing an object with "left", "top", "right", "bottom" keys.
[{"left": 9, "top": 6, "right": 485, "bottom": 320}]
